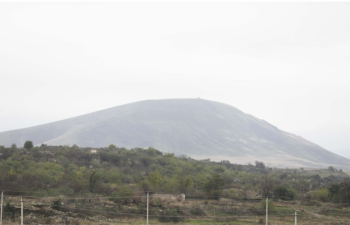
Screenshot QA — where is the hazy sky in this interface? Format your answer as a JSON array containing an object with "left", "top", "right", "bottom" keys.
[{"left": 1, "top": 2, "right": 350, "bottom": 157}]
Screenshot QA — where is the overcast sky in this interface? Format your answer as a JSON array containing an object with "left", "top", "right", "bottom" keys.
[{"left": 1, "top": 2, "right": 350, "bottom": 157}]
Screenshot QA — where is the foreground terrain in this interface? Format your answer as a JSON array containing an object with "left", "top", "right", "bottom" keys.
[
  {"left": 2, "top": 195, "right": 350, "bottom": 225},
  {"left": 1, "top": 144, "right": 350, "bottom": 224}
]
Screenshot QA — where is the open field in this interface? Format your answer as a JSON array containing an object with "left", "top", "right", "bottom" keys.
[{"left": 2, "top": 195, "right": 350, "bottom": 225}]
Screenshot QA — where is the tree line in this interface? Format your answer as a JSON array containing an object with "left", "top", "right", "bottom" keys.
[{"left": 0, "top": 142, "right": 349, "bottom": 204}]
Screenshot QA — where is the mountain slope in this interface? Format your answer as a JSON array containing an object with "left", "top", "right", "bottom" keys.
[{"left": 0, "top": 99, "right": 349, "bottom": 169}]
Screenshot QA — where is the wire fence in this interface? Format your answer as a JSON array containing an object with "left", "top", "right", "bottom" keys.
[{"left": 2, "top": 190, "right": 350, "bottom": 225}]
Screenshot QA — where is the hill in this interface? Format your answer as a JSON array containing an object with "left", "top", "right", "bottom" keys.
[{"left": 0, "top": 98, "right": 349, "bottom": 169}]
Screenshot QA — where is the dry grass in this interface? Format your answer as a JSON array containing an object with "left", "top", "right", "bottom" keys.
[{"left": 2, "top": 196, "right": 350, "bottom": 225}]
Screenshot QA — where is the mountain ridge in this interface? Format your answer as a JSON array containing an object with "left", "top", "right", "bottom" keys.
[{"left": 0, "top": 98, "right": 349, "bottom": 169}]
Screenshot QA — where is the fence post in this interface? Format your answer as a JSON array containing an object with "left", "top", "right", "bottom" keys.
[
  {"left": 0, "top": 191, "right": 3, "bottom": 225},
  {"left": 21, "top": 197, "right": 23, "bottom": 225},
  {"left": 266, "top": 197, "right": 268, "bottom": 225},
  {"left": 147, "top": 192, "right": 149, "bottom": 225}
]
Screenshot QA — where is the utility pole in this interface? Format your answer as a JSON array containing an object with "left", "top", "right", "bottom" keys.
[
  {"left": 295, "top": 210, "right": 297, "bottom": 225},
  {"left": 0, "top": 191, "right": 3, "bottom": 225},
  {"left": 266, "top": 197, "right": 268, "bottom": 225},
  {"left": 146, "top": 192, "right": 149, "bottom": 225},
  {"left": 21, "top": 197, "right": 23, "bottom": 225}
]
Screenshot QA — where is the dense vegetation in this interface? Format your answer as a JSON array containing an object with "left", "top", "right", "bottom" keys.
[
  {"left": 0, "top": 143, "right": 349, "bottom": 204},
  {"left": 1, "top": 143, "right": 350, "bottom": 224}
]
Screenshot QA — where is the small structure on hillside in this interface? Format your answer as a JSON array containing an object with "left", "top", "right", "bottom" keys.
[
  {"left": 151, "top": 193, "right": 186, "bottom": 202},
  {"left": 178, "top": 193, "right": 185, "bottom": 202}
]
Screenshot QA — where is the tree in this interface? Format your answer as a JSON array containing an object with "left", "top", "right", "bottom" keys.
[
  {"left": 298, "top": 179, "right": 309, "bottom": 198},
  {"left": 255, "top": 161, "right": 265, "bottom": 169},
  {"left": 328, "top": 179, "right": 350, "bottom": 203},
  {"left": 273, "top": 186, "right": 294, "bottom": 200},
  {"left": 89, "top": 171, "right": 101, "bottom": 192},
  {"left": 24, "top": 140, "right": 33, "bottom": 150},
  {"left": 177, "top": 175, "right": 193, "bottom": 194},
  {"left": 108, "top": 144, "right": 116, "bottom": 150},
  {"left": 340, "top": 179, "right": 350, "bottom": 204},
  {"left": 328, "top": 166, "right": 336, "bottom": 172},
  {"left": 260, "top": 175, "right": 275, "bottom": 197},
  {"left": 148, "top": 171, "right": 162, "bottom": 190},
  {"left": 204, "top": 173, "right": 225, "bottom": 200},
  {"left": 328, "top": 182, "right": 341, "bottom": 202}
]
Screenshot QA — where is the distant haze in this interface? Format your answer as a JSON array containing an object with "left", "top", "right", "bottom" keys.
[
  {"left": 1, "top": 2, "right": 350, "bottom": 158},
  {"left": 1, "top": 99, "right": 349, "bottom": 170}
]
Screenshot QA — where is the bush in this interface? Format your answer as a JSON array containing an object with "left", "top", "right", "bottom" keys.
[
  {"left": 222, "top": 188, "right": 239, "bottom": 199},
  {"left": 273, "top": 186, "right": 294, "bottom": 200},
  {"left": 190, "top": 205, "right": 206, "bottom": 216},
  {"left": 51, "top": 198, "right": 62, "bottom": 210},
  {"left": 204, "top": 173, "right": 225, "bottom": 200},
  {"left": 328, "top": 166, "right": 336, "bottom": 172},
  {"left": 4, "top": 202, "right": 16, "bottom": 219},
  {"left": 311, "top": 188, "right": 329, "bottom": 202},
  {"left": 255, "top": 161, "right": 265, "bottom": 169},
  {"left": 158, "top": 206, "right": 184, "bottom": 223},
  {"left": 24, "top": 140, "right": 33, "bottom": 150},
  {"left": 110, "top": 185, "right": 135, "bottom": 204}
]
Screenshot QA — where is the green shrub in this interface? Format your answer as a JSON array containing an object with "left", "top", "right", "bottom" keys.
[
  {"left": 311, "top": 188, "right": 329, "bottom": 202},
  {"left": 51, "top": 198, "right": 62, "bottom": 210},
  {"left": 158, "top": 206, "right": 184, "bottom": 223},
  {"left": 4, "top": 202, "right": 16, "bottom": 219},
  {"left": 273, "top": 186, "right": 294, "bottom": 200},
  {"left": 110, "top": 185, "right": 135, "bottom": 204},
  {"left": 190, "top": 205, "right": 206, "bottom": 216}
]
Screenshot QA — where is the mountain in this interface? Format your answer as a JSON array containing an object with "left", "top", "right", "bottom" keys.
[
  {"left": 0, "top": 98, "right": 349, "bottom": 169},
  {"left": 332, "top": 149, "right": 350, "bottom": 160}
]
